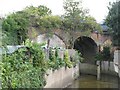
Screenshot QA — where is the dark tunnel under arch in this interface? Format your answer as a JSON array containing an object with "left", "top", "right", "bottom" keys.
[{"left": 74, "top": 36, "right": 98, "bottom": 64}]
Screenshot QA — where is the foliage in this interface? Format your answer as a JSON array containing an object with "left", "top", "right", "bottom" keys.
[
  {"left": 23, "top": 5, "right": 61, "bottom": 33},
  {"left": 95, "top": 52, "right": 103, "bottom": 61},
  {"left": 38, "top": 15, "right": 62, "bottom": 31},
  {"left": 0, "top": 18, "right": 2, "bottom": 47},
  {"left": 2, "top": 40, "right": 47, "bottom": 88},
  {"left": 62, "top": 0, "right": 101, "bottom": 33},
  {"left": 95, "top": 46, "right": 111, "bottom": 61},
  {"left": 54, "top": 48, "right": 65, "bottom": 68},
  {"left": 63, "top": 50, "right": 73, "bottom": 68},
  {"left": 2, "top": 5, "right": 63, "bottom": 45},
  {"left": 48, "top": 48, "right": 83, "bottom": 70},
  {"left": 48, "top": 47, "right": 65, "bottom": 70},
  {"left": 82, "top": 16, "right": 102, "bottom": 34},
  {"left": 62, "top": 0, "right": 87, "bottom": 31},
  {"left": 23, "top": 5, "right": 51, "bottom": 17},
  {"left": 102, "top": 46, "right": 111, "bottom": 61},
  {"left": 105, "top": 1, "right": 120, "bottom": 46},
  {"left": 2, "top": 11, "right": 29, "bottom": 45},
  {"left": 72, "top": 51, "right": 84, "bottom": 64},
  {"left": 1, "top": 40, "right": 82, "bottom": 88},
  {"left": 62, "top": 0, "right": 101, "bottom": 48},
  {"left": 2, "top": 3, "right": 102, "bottom": 47}
]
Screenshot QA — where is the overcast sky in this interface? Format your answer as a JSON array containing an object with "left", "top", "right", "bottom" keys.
[{"left": 0, "top": 0, "right": 116, "bottom": 23}]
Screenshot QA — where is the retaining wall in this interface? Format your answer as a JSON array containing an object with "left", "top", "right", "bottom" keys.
[
  {"left": 79, "top": 63, "right": 97, "bottom": 75},
  {"left": 79, "top": 61, "right": 118, "bottom": 76},
  {"left": 44, "top": 64, "right": 79, "bottom": 88},
  {"left": 101, "top": 61, "right": 118, "bottom": 76}
]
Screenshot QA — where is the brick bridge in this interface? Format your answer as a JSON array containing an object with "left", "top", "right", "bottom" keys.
[
  {"left": 31, "top": 26, "right": 111, "bottom": 64},
  {"left": 53, "top": 29, "right": 111, "bottom": 64}
]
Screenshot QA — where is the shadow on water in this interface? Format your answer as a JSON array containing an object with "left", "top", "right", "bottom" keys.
[{"left": 67, "top": 74, "right": 119, "bottom": 88}]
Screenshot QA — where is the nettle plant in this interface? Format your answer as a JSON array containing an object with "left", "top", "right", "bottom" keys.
[{"left": 2, "top": 39, "right": 47, "bottom": 88}]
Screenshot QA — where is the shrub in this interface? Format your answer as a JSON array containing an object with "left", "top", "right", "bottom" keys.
[
  {"left": 2, "top": 40, "right": 47, "bottom": 88},
  {"left": 63, "top": 50, "right": 73, "bottom": 68}
]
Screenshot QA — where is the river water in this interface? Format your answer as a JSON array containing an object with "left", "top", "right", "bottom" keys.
[{"left": 67, "top": 74, "right": 119, "bottom": 88}]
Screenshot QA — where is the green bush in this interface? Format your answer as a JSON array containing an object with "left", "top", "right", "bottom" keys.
[
  {"left": 48, "top": 47, "right": 64, "bottom": 70},
  {"left": 63, "top": 50, "right": 73, "bottom": 68},
  {"left": 95, "top": 46, "right": 111, "bottom": 61},
  {"left": 2, "top": 40, "right": 47, "bottom": 88}
]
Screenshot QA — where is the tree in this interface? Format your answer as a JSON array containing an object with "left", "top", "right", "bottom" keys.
[
  {"left": 105, "top": 1, "right": 120, "bottom": 47},
  {"left": 62, "top": 0, "right": 88, "bottom": 31},
  {"left": 62, "top": 0, "right": 101, "bottom": 48},
  {"left": 38, "top": 15, "right": 62, "bottom": 31},
  {"left": 2, "top": 11, "right": 29, "bottom": 45},
  {"left": 2, "top": 5, "right": 52, "bottom": 45},
  {"left": 62, "top": 0, "right": 87, "bottom": 48},
  {"left": 0, "top": 18, "right": 2, "bottom": 46},
  {"left": 82, "top": 16, "right": 102, "bottom": 34},
  {"left": 95, "top": 46, "right": 111, "bottom": 71},
  {"left": 23, "top": 5, "right": 51, "bottom": 17}
]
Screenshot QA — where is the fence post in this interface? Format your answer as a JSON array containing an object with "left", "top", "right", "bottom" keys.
[{"left": 97, "top": 61, "right": 101, "bottom": 80}]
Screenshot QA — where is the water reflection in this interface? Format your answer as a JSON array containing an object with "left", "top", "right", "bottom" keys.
[{"left": 68, "top": 74, "right": 119, "bottom": 88}]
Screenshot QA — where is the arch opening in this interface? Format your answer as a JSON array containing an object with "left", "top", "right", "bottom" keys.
[{"left": 74, "top": 36, "right": 98, "bottom": 64}]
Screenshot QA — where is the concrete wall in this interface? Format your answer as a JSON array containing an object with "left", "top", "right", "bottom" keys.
[
  {"left": 79, "top": 61, "right": 118, "bottom": 76},
  {"left": 79, "top": 63, "right": 97, "bottom": 75},
  {"left": 43, "top": 49, "right": 79, "bottom": 88},
  {"left": 44, "top": 64, "right": 79, "bottom": 88},
  {"left": 114, "top": 50, "right": 120, "bottom": 78},
  {"left": 101, "top": 61, "right": 118, "bottom": 76}
]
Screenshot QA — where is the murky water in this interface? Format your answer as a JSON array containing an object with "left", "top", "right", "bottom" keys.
[{"left": 67, "top": 74, "right": 119, "bottom": 88}]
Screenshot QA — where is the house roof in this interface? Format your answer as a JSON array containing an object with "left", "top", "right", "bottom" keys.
[
  {"left": 0, "top": 45, "right": 25, "bottom": 54},
  {"left": 100, "top": 24, "right": 109, "bottom": 31}
]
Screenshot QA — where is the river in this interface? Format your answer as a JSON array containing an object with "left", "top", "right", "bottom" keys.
[{"left": 67, "top": 74, "right": 119, "bottom": 88}]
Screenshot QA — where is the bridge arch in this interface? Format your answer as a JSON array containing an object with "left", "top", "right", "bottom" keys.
[{"left": 74, "top": 36, "right": 98, "bottom": 64}]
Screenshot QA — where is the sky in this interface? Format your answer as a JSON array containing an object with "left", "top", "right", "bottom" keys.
[{"left": 0, "top": 0, "right": 116, "bottom": 23}]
